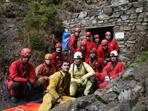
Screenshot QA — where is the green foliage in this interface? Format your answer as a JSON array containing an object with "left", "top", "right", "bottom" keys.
[
  {"left": 0, "top": 48, "right": 7, "bottom": 58},
  {"left": 30, "top": 34, "right": 44, "bottom": 50},
  {"left": 24, "top": 1, "right": 62, "bottom": 32},
  {"left": 16, "top": 26, "right": 23, "bottom": 37},
  {"left": 130, "top": 51, "right": 148, "bottom": 67}
]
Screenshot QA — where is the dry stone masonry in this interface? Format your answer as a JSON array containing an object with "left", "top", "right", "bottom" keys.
[{"left": 62, "top": 0, "right": 148, "bottom": 61}]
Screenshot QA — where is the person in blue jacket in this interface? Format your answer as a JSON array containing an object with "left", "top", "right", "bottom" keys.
[{"left": 62, "top": 29, "right": 71, "bottom": 52}]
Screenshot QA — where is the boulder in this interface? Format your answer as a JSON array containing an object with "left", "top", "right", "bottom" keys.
[{"left": 103, "top": 6, "right": 113, "bottom": 16}]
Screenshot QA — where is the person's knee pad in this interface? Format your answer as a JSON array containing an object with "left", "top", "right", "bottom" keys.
[{"left": 11, "top": 82, "right": 22, "bottom": 91}]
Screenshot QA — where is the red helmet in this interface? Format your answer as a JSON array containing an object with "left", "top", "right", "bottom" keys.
[
  {"left": 80, "top": 40, "right": 87, "bottom": 46},
  {"left": 90, "top": 48, "right": 97, "bottom": 54},
  {"left": 101, "top": 39, "right": 108, "bottom": 45},
  {"left": 55, "top": 43, "right": 62, "bottom": 48},
  {"left": 86, "top": 32, "right": 91, "bottom": 37},
  {"left": 75, "top": 27, "right": 81, "bottom": 33},
  {"left": 94, "top": 34, "right": 99, "bottom": 39},
  {"left": 21, "top": 48, "right": 32, "bottom": 57},
  {"left": 105, "top": 31, "right": 111, "bottom": 36}
]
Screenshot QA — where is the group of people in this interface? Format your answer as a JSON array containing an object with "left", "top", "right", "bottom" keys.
[{"left": 6, "top": 27, "right": 125, "bottom": 111}]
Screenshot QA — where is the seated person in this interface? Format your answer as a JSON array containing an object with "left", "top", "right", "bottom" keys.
[
  {"left": 69, "top": 51, "right": 95, "bottom": 96},
  {"left": 7, "top": 48, "right": 36, "bottom": 103},
  {"left": 38, "top": 60, "right": 75, "bottom": 111},
  {"left": 96, "top": 50, "right": 125, "bottom": 89},
  {"left": 35, "top": 53, "right": 56, "bottom": 94}
]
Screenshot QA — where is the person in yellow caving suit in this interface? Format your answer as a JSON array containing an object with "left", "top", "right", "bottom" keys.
[{"left": 38, "top": 60, "right": 75, "bottom": 111}]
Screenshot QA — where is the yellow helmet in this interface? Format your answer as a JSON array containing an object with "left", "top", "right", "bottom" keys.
[{"left": 44, "top": 53, "right": 52, "bottom": 60}]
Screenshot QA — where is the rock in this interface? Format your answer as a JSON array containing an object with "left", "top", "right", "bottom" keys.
[
  {"left": 88, "top": 9, "right": 101, "bottom": 17},
  {"left": 111, "top": 0, "right": 129, "bottom": 6},
  {"left": 78, "top": 11, "right": 87, "bottom": 19},
  {"left": 85, "top": 105, "right": 100, "bottom": 111},
  {"left": 98, "top": 14, "right": 109, "bottom": 20},
  {"left": 128, "top": 80, "right": 137, "bottom": 88},
  {"left": 118, "top": 3, "right": 132, "bottom": 11},
  {"left": 129, "top": 14, "right": 137, "bottom": 19},
  {"left": 118, "top": 89, "right": 132, "bottom": 102},
  {"left": 136, "top": 7, "right": 143, "bottom": 13},
  {"left": 132, "top": 100, "right": 148, "bottom": 111},
  {"left": 120, "top": 25, "right": 131, "bottom": 31},
  {"left": 126, "top": 8, "right": 135, "bottom": 14},
  {"left": 133, "top": 2, "right": 144, "bottom": 8},
  {"left": 98, "top": 20, "right": 103, "bottom": 24},
  {"left": 95, "top": 89, "right": 118, "bottom": 103},
  {"left": 144, "top": 18, "right": 148, "bottom": 22},
  {"left": 103, "top": 6, "right": 113, "bottom": 16},
  {"left": 85, "top": 0, "right": 98, "bottom": 4},
  {"left": 136, "top": 25, "right": 146, "bottom": 30},
  {"left": 132, "top": 84, "right": 143, "bottom": 94},
  {"left": 119, "top": 101, "right": 132, "bottom": 111},
  {"left": 138, "top": 13, "right": 144, "bottom": 18},
  {"left": 92, "top": 19, "right": 97, "bottom": 25},
  {"left": 71, "top": 99, "right": 90, "bottom": 110},
  {"left": 109, "top": 101, "right": 132, "bottom": 111},
  {"left": 145, "top": 78, "right": 148, "bottom": 96},
  {"left": 132, "top": 105, "right": 148, "bottom": 111},
  {"left": 81, "top": 19, "right": 87, "bottom": 25},
  {"left": 113, "top": 12, "right": 121, "bottom": 18},
  {"left": 121, "top": 15, "right": 129, "bottom": 20},
  {"left": 122, "top": 68, "right": 134, "bottom": 79}
]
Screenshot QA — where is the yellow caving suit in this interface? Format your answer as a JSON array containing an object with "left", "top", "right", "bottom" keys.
[
  {"left": 38, "top": 71, "right": 75, "bottom": 111},
  {"left": 69, "top": 62, "right": 95, "bottom": 96}
]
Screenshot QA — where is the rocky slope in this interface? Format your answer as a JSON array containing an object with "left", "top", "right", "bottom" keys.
[{"left": 51, "top": 62, "right": 148, "bottom": 111}]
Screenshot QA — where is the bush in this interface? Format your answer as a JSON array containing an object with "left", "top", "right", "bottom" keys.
[
  {"left": 30, "top": 34, "right": 44, "bottom": 50},
  {"left": 24, "top": 1, "right": 62, "bottom": 33}
]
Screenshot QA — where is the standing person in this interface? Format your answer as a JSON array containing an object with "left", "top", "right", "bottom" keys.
[
  {"left": 85, "top": 32, "right": 96, "bottom": 56},
  {"left": 62, "top": 29, "right": 71, "bottom": 52},
  {"left": 76, "top": 40, "right": 87, "bottom": 62},
  {"left": 52, "top": 42, "right": 65, "bottom": 71},
  {"left": 97, "top": 39, "right": 111, "bottom": 69},
  {"left": 93, "top": 34, "right": 101, "bottom": 49},
  {"left": 7, "top": 48, "right": 36, "bottom": 103},
  {"left": 38, "top": 60, "right": 75, "bottom": 111},
  {"left": 96, "top": 50, "right": 125, "bottom": 89},
  {"left": 68, "top": 27, "right": 81, "bottom": 52},
  {"left": 105, "top": 31, "right": 119, "bottom": 52},
  {"left": 35, "top": 53, "right": 56, "bottom": 93},
  {"left": 69, "top": 51, "right": 95, "bottom": 96}
]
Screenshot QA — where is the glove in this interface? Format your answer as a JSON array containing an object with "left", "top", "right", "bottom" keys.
[
  {"left": 104, "top": 76, "right": 110, "bottom": 82},
  {"left": 81, "top": 79, "right": 87, "bottom": 86}
]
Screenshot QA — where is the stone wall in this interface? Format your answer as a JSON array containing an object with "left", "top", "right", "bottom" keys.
[{"left": 62, "top": 0, "right": 148, "bottom": 60}]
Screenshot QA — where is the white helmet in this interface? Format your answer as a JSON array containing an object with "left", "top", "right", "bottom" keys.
[
  {"left": 110, "top": 50, "right": 118, "bottom": 57},
  {"left": 74, "top": 51, "right": 83, "bottom": 59}
]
